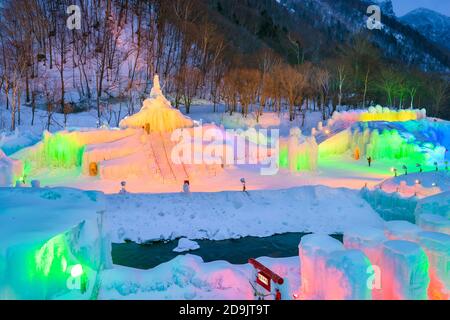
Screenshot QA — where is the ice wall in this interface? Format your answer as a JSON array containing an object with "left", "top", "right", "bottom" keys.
[
  {"left": 343, "top": 227, "right": 386, "bottom": 299},
  {"left": 418, "top": 232, "right": 450, "bottom": 300},
  {"left": 280, "top": 128, "right": 318, "bottom": 172},
  {"left": 318, "top": 130, "right": 351, "bottom": 158},
  {"left": 415, "top": 192, "right": 450, "bottom": 235},
  {"left": 324, "top": 250, "right": 372, "bottom": 300},
  {"left": 97, "top": 151, "right": 155, "bottom": 180},
  {"left": 11, "top": 129, "right": 136, "bottom": 174},
  {"left": 319, "top": 118, "right": 445, "bottom": 166},
  {"left": 0, "top": 188, "right": 112, "bottom": 300},
  {"left": 329, "top": 106, "right": 426, "bottom": 127},
  {"left": 381, "top": 240, "right": 429, "bottom": 300},
  {"left": 298, "top": 234, "right": 344, "bottom": 299},
  {"left": 415, "top": 191, "right": 450, "bottom": 221},
  {"left": 417, "top": 214, "right": 450, "bottom": 235},
  {"left": 322, "top": 225, "right": 448, "bottom": 300},
  {"left": 82, "top": 131, "right": 146, "bottom": 174},
  {"left": 360, "top": 187, "right": 418, "bottom": 223}
]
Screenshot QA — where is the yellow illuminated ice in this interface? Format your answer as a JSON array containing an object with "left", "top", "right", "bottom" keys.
[{"left": 119, "top": 75, "right": 193, "bottom": 132}]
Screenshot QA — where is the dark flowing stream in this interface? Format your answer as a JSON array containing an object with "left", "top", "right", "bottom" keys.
[{"left": 112, "top": 232, "right": 343, "bottom": 270}]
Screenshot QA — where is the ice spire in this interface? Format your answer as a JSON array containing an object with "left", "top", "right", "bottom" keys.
[{"left": 150, "top": 74, "right": 163, "bottom": 98}]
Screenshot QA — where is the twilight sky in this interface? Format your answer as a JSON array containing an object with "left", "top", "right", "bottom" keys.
[{"left": 392, "top": 0, "right": 450, "bottom": 17}]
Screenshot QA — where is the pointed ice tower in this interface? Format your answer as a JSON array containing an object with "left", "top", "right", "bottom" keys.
[{"left": 119, "top": 75, "right": 193, "bottom": 133}]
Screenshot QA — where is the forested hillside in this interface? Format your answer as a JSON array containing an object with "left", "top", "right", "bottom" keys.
[{"left": 0, "top": 0, "right": 448, "bottom": 133}]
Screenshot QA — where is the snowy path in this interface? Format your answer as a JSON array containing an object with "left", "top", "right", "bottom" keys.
[{"left": 104, "top": 185, "right": 384, "bottom": 243}]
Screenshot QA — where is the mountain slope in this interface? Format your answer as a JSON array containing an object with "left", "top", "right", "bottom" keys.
[
  {"left": 400, "top": 8, "right": 450, "bottom": 50},
  {"left": 208, "top": 0, "right": 449, "bottom": 71}
]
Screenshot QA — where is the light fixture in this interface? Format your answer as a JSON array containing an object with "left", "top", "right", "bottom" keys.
[{"left": 71, "top": 264, "right": 83, "bottom": 278}]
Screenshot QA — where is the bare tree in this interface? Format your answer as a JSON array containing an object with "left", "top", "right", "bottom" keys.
[
  {"left": 279, "top": 64, "right": 305, "bottom": 121},
  {"left": 430, "top": 80, "right": 448, "bottom": 117},
  {"left": 236, "top": 69, "right": 260, "bottom": 117}
]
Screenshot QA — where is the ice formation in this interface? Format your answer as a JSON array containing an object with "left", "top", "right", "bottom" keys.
[
  {"left": 417, "top": 214, "right": 450, "bottom": 235},
  {"left": 298, "top": 234, "right": 344, "bottom": 299},
  {"left": 11, "top": 129, "right": 136, "bottom": 173},
  {"left": 415, "top": 191, "right": 450, "bottom": 234},
  {"left": 173, "top": 238, "right": 200, "bottom": 253},
  {"left": 0, "top": 188, "right": 112, "bottom": 299},
  {"left": 0, "top": 149, "right": 23, "bottom": 187},
  {"left": 324, "top": 250, "right": 372, "bottom": 300},
  {"left": 328, "top": 106, "right": 426, "bottom": 127},
  {"left": 344, "top": 227, "right": 387, "bottom": 265},
  {"left": 343, "top": 227, "right": 387, "bottom": 299},
  {"left": 415, "top": 191, "right": 450, "bottom": 220},
  {"left": 381, "top": 240, "right": 429, "bottom": 300},
  {"left": 119, "top": 75, "right": 194, "bottom": 132},
  {"left": 417, "top": 232, "right": 450, "bottom": 300},
  {"left": 384, "top": 221, "right": 422, "bottom": 242},
  {"left": 360, "top": 187, "right": 419, "bottom": 223},
  {"left": 319, "top": 124, "right": 444, "bottom": 166},
  {"left": 279, "top": 128, "right": 318, "bottom": 172}
]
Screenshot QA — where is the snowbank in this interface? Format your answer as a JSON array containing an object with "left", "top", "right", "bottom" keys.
[
  {"left": 105, "top": 186, "right": 384, "bottom": 243},
  {"left": 99, "top": 255, "right": 299, "bottom": 300},
  {"left": 375, "top": 172, "right": 449, "bottom": 198}
]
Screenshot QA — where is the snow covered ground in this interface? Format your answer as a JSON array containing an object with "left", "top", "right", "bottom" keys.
[
  {"left": 105, "top": 186, "right": 384, "bottom": 243},
  {"left": 99, "top": 255, "right": 299, "bottom": 300},
  {"left": 375, "top": 171, "right": 450, "bottom": 198}
]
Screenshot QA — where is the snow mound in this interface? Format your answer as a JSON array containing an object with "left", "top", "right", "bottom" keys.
[
  {"left": 99, "top": 255, "right": 301, "bottom": 300},
  {"left": 173, "top": 238, "right": 200, "bottom": 253},
  {"left": 119, "top": 75, "right": 193, "bottom": 132}
]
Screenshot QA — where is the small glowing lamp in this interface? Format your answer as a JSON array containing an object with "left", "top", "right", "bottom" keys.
[
  {"left": 415, "top": 180, "right": 421, "bottom": 185},
  {"left": 71, "top": 264, "right": 83, "bottom": 278}
]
